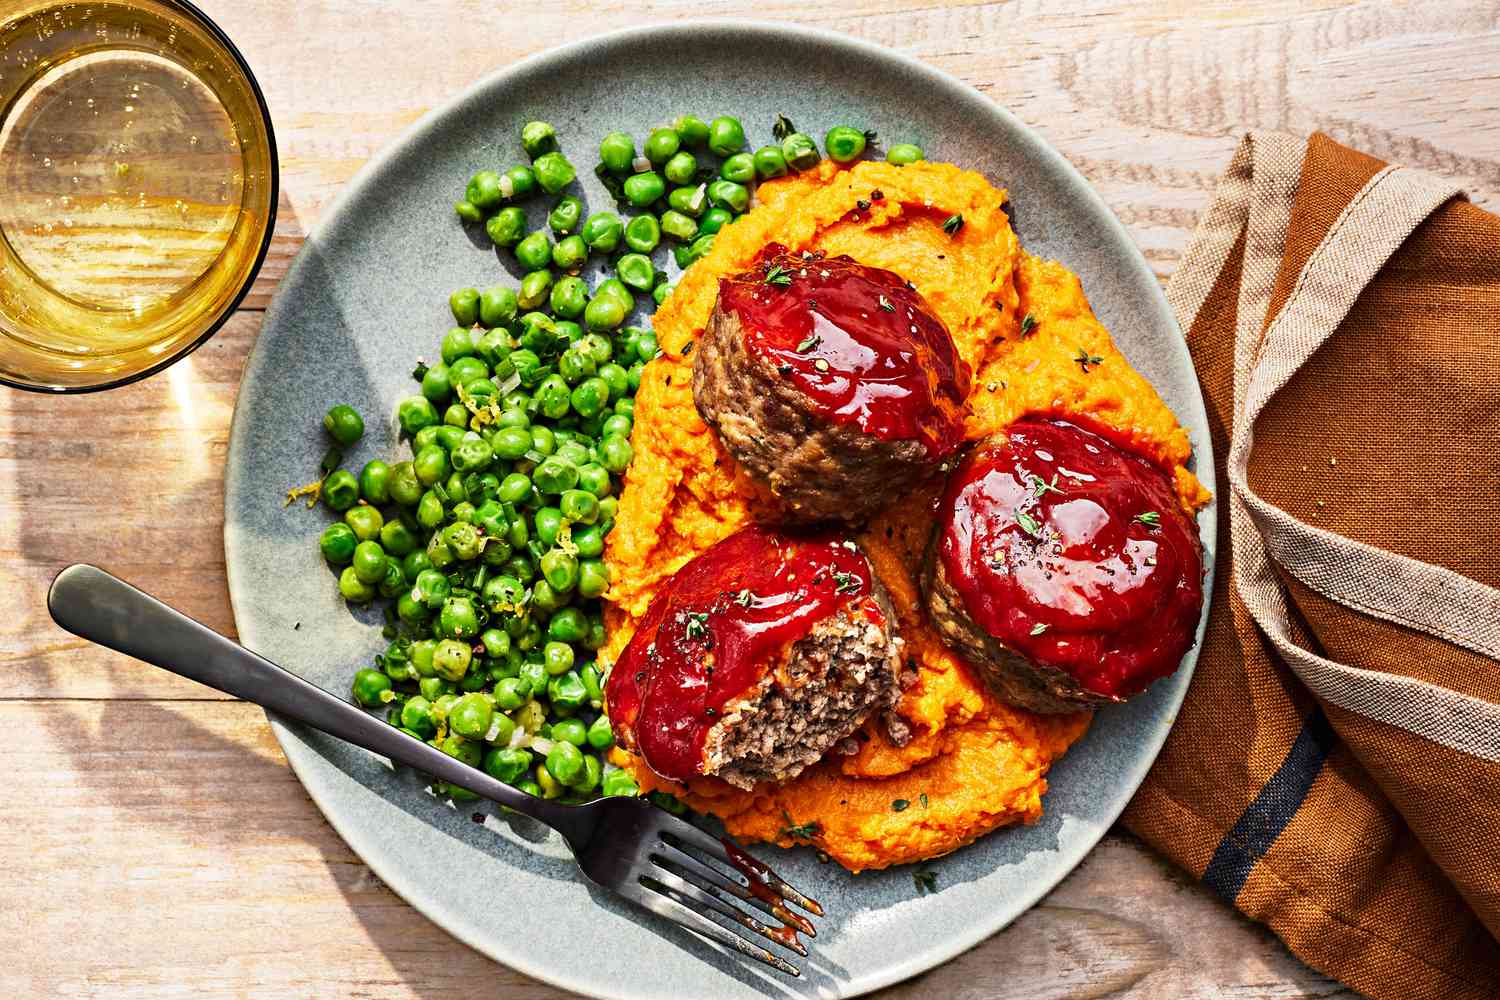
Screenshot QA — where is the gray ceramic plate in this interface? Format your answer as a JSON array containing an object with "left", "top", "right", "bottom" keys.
[{"left": 225, "top": 20, "right": 1216, "bottom": 1000}]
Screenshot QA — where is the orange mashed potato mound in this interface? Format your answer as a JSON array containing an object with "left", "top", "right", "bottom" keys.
[{"left": 603, "top": 159, "right": 1210, "bottom": 872}]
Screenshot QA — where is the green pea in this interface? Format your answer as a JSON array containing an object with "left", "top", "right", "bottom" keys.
[
  {"left": 559, "top": 489, "right": 599, "bottom": 524},
  {"left": 545, "top": 741, "right": 584, "bottom": 785},
  {"left": 319, "top": 522, "right": 357, "bottom": 565},
  {"left": 753, "top": 145, "right": 788, "bottom": 179},
  {"left": 611, "top": 253, "right": 653, "bottom": 293},
  {"left": 824, "top": 125, "right": 867, "bottom": 163},
  {"left": 623, "top": 171, "right": 665, "bottom": 208},
  {"left": 600, "top": 412, "right": 632, "bottom": 438},
  {"left": 338, "top": 565, "right": 376, "bottom": 603},
  {"left": 530, "top": 506, "right": 560, "bottom": 547},
  {"left": 538, "top": 281, "right": 582, "bottom": 324},
  {"left": 417, "top": 569, "right": 450, "bottom": 611},
  {"left": 502, "top": 164, "right": 537, "bottom": 199},
  {"left": 412, "top": 445, "right": 448, "bottom": 487},
  {"left": 477, "top": 330, "right": 513, "bottom": 368},
  {"left": 570, "top": 377, "right": 609, "bottom": 417},
  {"left": 485, "top": 206, "right": 528, "bottom": 248},
  {"left": 509, "top": 349, "right": 544, "bottom": 387},
  {"left": 707, "top": 115, "right": 745, "bottom": 156},
  {"left": 586, "top": 713, "right": 614, "bottom": 750},
  {"left": 518, "top": 270, "right": 553, "bottom": 312},
  {"left": 533, "top": 455, "right": 578, "bottom": 494},
  {"left": 493, "top": 677, "right": 528, "bottom": 712},
  {"left": 533, "top": 151, "right": 576, "bottom": 194},
  {"left": 489, "top": 425, "right": 530, "bottom": 461},
  {"left": 410, "top": 490, "right": 441, "bottom": 530},
  {"left": 720, "top": 151, "right": 755, "bottom": 184},
  {"left": 529, "top": 424, "right": 557, "bottom": 454},
  {"left": 454, "top": 199, "right": 482, "bottom": 223},
  {"left": 448, "top": 693, "right": 493, "bottom": 740},
  {"left": 323, "top": 404, "right": 364, "bottom": 445},
  {"left": 886, "top": 142, "right": 924, "bottom": 165},
  {"left": 673, "top": 114, "right": 709, "bottom": 148},
  {"left": 552, "top": 234, "right": 588, "bottom": 271},
  {"left": 484, "top": 746, "right": 532, "bottom": 784},
  {"left": 451, "top": 437, "right": 493, "bottom": 475},
  {"left": 440, "top": 593, "right": 482, "bottom": 638},
  {"left": 520, "top": 120, "right": 558, "bottom": 159},
  {"left": 659, "top": 211, "right": 698, "bottom": 246},
  {"left": 344, "top": 504, "right": 383, "bottom": 543},
  {"left": 321, "top": 469, "right": 358, "bottom": 511},
  {"left": 432, "top": 638, "right": 472, "bottom": 681},
  {"left": 547, "top": 671, "right": 589, "bottom": 715},
  {"left": 515, "top": 230, "right": 552, "bottom": 270},
  {"left": 350, "top": 541, "right": 387, "bottom": 586},
  {"left": 581, "top": 211, "right": 623, "bottom": 253},
  {"left": 584, "top": 295, "right": 626, "bottom": 333},
  {"left": 379, "top": 519, "right": 418, "bottom": 558},
  {"left": 442, "top": 328, "right": 476, "bottom": 367},
  {"left": 545, "top": 607, "right": 586, "bottom": 644},
  {"left": 551, "top": 717, "right": 587, "bottom": 748},
  {"left": 598, "top": 132, "right": 635, "bottom": 174},
  {"left": 442, "top": 521, "right": 483, "bottom": 562},
  {"left": 687, "top": 233, "right": 716, "bottom": 266},
  {"left": 498, "top": 472, "right": 533, "bottom": 504},
  {"left": 531, "top": 373, "right": 567, "bottom": 419},
  {"left": 598, "top": 495, "right": 619, "bottom": 522},
  {"left": 663, "top": 150, "right": 698, "bottom": 185},
  {"left": 465, "top": 170, "right": 504, "bottom": 211},
  {"left": 543, "top": 640, "right": 575, "bottom": 676},
  {"left": 402, "top": 549, "right": 433, "bottom": 584},
  {"left": 478, "top": 285, "right": 519, "bottom": 328},
  {"left": 623, "top": 214, "right": 660, "bottom": 253},
  {"left": 441, "top": 734, "right": 482, "bottom": 771},
  {"left": 519, "top": 656, "right": 547, "bottom": 692},
  {"left": 666, "top": 185, "right": 705, "bottom": 218},
  {"left": 449, "top": 287, "right": 480, "bottom": 327},
  {"left": 557, "top": 350, "right": 594, "bottom": 386},
  {"left": 578, "top": 558, "right": 610, "bottom": 599},
  {"left": 576, "top": 462, "right": 611, "bottom": 498},
  {"left": 351, "top": 668, "right": 392, "bottom": 707},
  {"left": 707, "top": 179, "right": 749, "bottom": 213},
  {"left": 448, "top": 355, "right": 488, "bottom": 386},
  {"left": 397, "top": 396, "right": 439, "bottom": 436},
  {"left": 644, "top": 127, "right": 680, "bottom": 166},
  {"left": 697, "top": 206, "right": 732, "bottom": 236},
  {"left": 782, "top": 131, "right": 820, "bottom": 170},
  {"left": 596, "top": 364, "right": 628, "bottom": 400},
  {"left": 602, "top": 768, "right": 639, "bottom": 797},
  {"left": 540, "top": 549, "right": 578, "bottom": 593}
]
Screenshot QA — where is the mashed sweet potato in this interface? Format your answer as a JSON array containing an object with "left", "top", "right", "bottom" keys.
[{"left": 602, "top": 159, "right": 1209, "bottom": 872}]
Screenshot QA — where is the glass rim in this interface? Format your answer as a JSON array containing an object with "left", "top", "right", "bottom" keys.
[{"left": 0, "top": 0, "right": 281, "bottom": 395}]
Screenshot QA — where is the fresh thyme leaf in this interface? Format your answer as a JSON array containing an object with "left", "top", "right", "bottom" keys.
[
  {"left": 892, "top": 799, "right": 910, "bottom": 812},
  {"left": 832, "top": 571, "right": 861, "bottom": 594},
  {"left": 411, "top": 361, "right": 429, "bottom": 382},
  {"left": 1030, "top": 623, "right": 1048, "bottom": 636},
  {"left": 863, "top": 128, "right": 879, "bottom": 145},
  {"left": 764, "top": 264, "right": 793, "bottom": 287},
  {"left": 942, "top": 213, "right": 964, "bottom": 236},
  {"left": 878, "top": 294, "right": 895, "bottom": 312},
  {"left": 795, "top": 333, "right": 822, "bottom": 354},
  {"left": 1030, "top": 473, "right": 1064, "bottom": 498},
  {"left": 1020, "top": 312, "right": 1037, "bottom": 336},
  {"left": 1016, "top": 510, "right": 1042, "bottom": 537},
  {"left": 772, "top": 114, "right": 797, "bottom": 141},
  {"left": 919, "top": 792, "right": 929, "bottom": 809},
  {"left": 1074, "top": 347, "right": 1104, "bottom": 373},
  {"left": 683, "top": 612, "right": 709, "bottom": 639},
  {"left": 734, "top": 588, "right": 755, "bottom": 607},
  {"left": 1135, "top": 511, "right": 1161, "bottom": 527},
  {"left": 779, "top": 810, "right": 820, "bottom": 840},
  {"left": 913, "top": 868, "right": 938, "bottom": 893}
]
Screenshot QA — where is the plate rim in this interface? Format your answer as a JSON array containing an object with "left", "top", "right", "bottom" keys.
[{"left": 225, "top": 18, "right": 1217, "bottom": 999}]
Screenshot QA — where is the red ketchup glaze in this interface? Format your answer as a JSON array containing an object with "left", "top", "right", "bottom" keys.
[
  {"left": 605, "top": 525, "right": 881, "bottom": 782},
  {"left": 716, "top": 244, "right": 970, "bottom": 458},
  {"left": 937, "top": 418, "right": 1203, "bottom": 699}
]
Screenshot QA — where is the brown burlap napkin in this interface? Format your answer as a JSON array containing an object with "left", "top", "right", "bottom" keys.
[{"left": 1121, "top": 132, "right": 1500, "bottom": 1000}]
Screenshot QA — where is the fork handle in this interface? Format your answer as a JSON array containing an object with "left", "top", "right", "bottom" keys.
[{"left": 47, "top": 564, "right": 574, "bottom": 829}]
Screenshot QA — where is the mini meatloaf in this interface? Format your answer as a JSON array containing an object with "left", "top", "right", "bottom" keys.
[
  {"left": 922, "top": 418, "right": 1204, "bottom": 713},
  {"left": 692, "top": 244, "right": 970, "bottom": 525},
  {"left": 605, "top": 525, "right": 909, "bottom": 790}
]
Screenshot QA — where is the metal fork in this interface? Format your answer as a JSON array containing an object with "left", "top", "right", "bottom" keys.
[{"left": 47, "top": 564, "right": 823, "bottom": 976}]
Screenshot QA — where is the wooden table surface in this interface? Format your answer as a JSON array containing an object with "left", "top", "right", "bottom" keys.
[{"left": 6, "top": 1, "right": 1497, "bottom": 996}]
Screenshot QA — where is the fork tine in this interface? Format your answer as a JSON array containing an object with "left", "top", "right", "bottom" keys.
[
  {"left": 653, "top": 840, "right": 816, "bottom": 939},
  {"left": 620, "top": 878, "right": 801, "bottom": 977},
  {"left": 662, "top": 822, "right": 825, "bottom": 917},
  {"left": 649, "top": 852, "right": 809, "bottom": 955}
]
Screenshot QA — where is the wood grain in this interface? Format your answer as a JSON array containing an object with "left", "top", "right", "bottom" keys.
[{"left": 9, "top": 0, "right": 1497, "bottom": 996}]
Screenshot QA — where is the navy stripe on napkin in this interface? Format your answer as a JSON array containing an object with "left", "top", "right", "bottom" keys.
[{"left": 1202, "top": 706, "right": 1338, "bottom": 903}]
